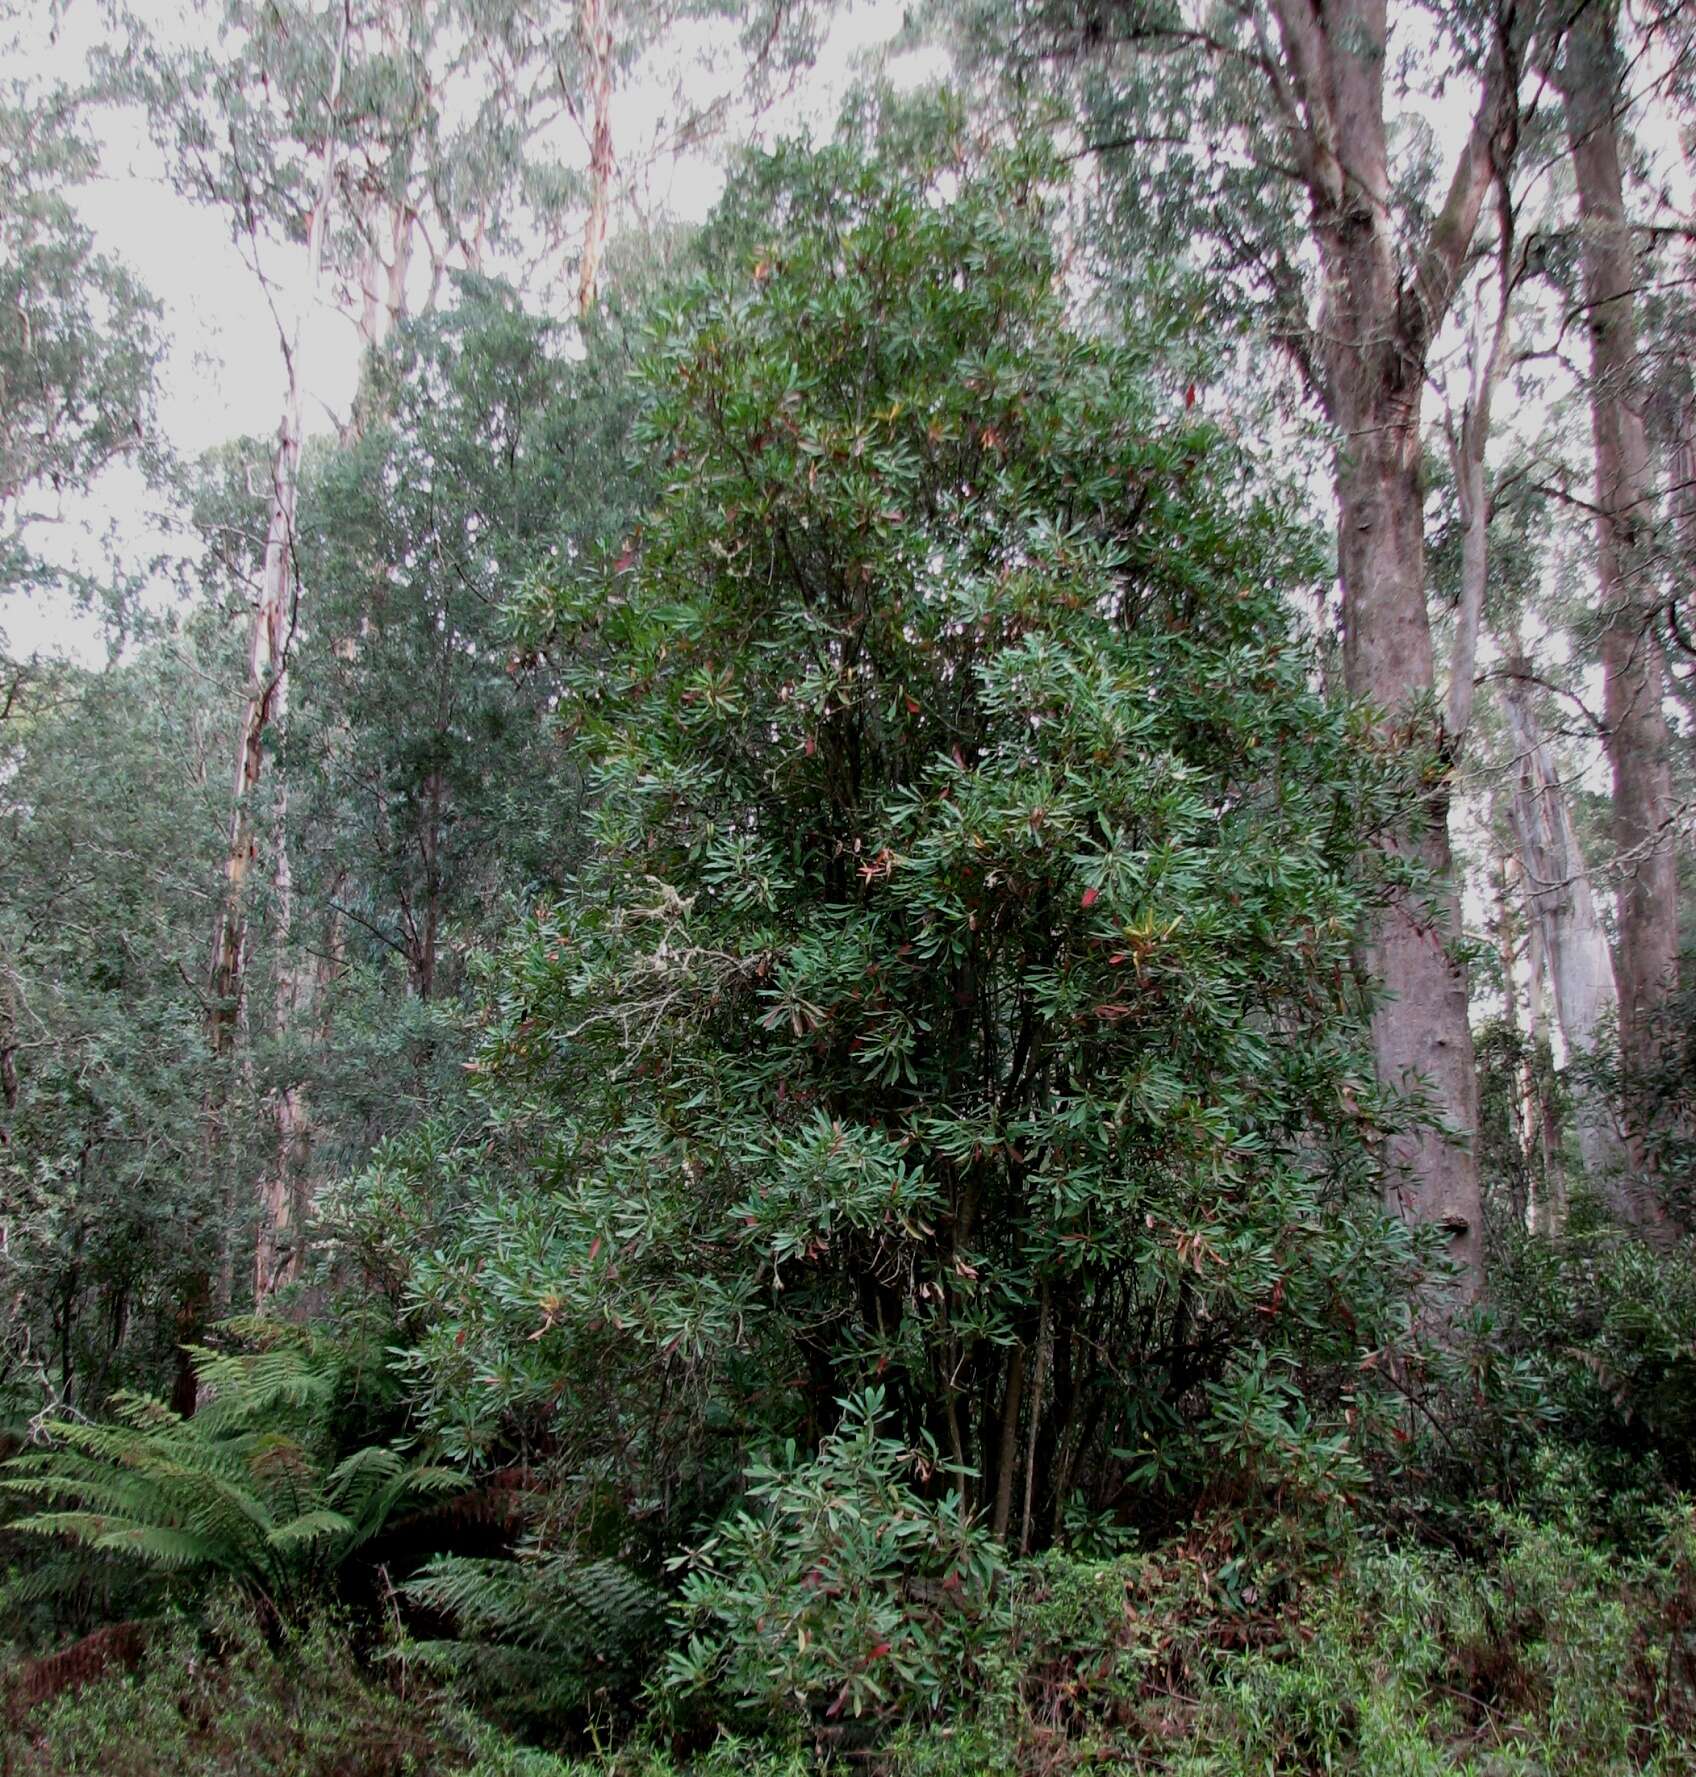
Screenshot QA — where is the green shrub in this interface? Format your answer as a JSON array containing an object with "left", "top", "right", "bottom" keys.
[
  {"left": 403, "top": 1544, "right": 666, "bottom": 1737},
  {"left": 1, "top": 1595, "right": 502, "bottom": 1776},
  {"left": 666, "top": 1389, "right": 1006, "bottom": 1732},
  {"left": 1489, "top": 1222, "right": 1696, "bottom": 1504}
]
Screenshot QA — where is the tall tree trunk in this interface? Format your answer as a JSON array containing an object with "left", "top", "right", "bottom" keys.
[
  {"left": 575, "top": 0, "right": 614, "bottom": 316},
  {"left": 1522, "top": 895, "right": 1569, "bottom": 1236},
  {"left": 1262, "top": 0, "right": 1526, "bottom": 1302},
  {"left": 1559, "top": 4, "right": 1680, "bottom": 1106},
  {"left": 1488, "top": 848, "right": 1533, "bottom": 1224},
  {"left": 1496, "top": 655, "right": 1645, "bottom": 1220},
  {"left": 208, "top": 13, "right": 350, "bottom": 1325}
]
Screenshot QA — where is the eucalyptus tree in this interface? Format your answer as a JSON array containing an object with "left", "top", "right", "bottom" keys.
[
  {"left": 944, "top": 0, "right": 1575, "bottom": 1303},
  {"left": 1496, "top": 647, "right": 1627, "bottom": 1200},
  {"left": 108, "top": 0, "right": 568, "bottom": 1302},
  {"left": 1555, "top": 3, "right": 1681, "bottom": 1185}
]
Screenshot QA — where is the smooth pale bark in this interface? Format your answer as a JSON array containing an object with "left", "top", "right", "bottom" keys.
[
  {"left": 1559, "top": 6, "right": 1680, "bottom": 1100},
  {"left": 357, "top": 189, "right": 416, "bottom": 352},
  {"left": 1675, "top": 398, "right": 1696, "bottom": 616},
  {"left": 1487, "top": 850, "right": 1533, "bottom": 1226},
  {"left": 208, "top": 17, "right": 350, "bottom": 1314},
  {"left": 575, "top": 0, "right": 614, "bottom": 316},
  {"left": 1497, "top": 661, "right": 1647, "bottom": 1222},
  {"left": 1443, "top": 282, "right": 1511, "bottom": 747},
  {"left": 1262, "top": 0, "right": 1522, "bottom": 1300},
  {"left": 1521, "top": 894, "right": 1570, "bottom": 1237}
]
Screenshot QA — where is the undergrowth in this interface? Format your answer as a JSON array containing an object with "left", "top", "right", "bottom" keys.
[{"left": 8, "top": 1478, "right": 1692, "bottom": 1776}]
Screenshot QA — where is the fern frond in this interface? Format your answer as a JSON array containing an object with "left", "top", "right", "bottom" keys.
[
  {"left": 11, "top": 1513, "right": 219, "bottom": 1570},
  {"left": 1, "top": 1329, "right": 451, "bottom": 1612},
  {"left": 267, "top": 1508, "right": 357, "bottom": 1553}
]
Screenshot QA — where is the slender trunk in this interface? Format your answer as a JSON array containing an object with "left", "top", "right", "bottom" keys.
[
  {"left": 1, "top": 974, "right": 19, "bottom": 1134},
  {"left": 1019, "top": 1282, "right": 1051, "bottom": 1556},
  {"left": 1488, "top": 849, "right": 1532, "bottom": 1223},
  {"left": 1522, "top": 905, "right": 1569, "bottom": 1236},
  {"left": 990, "top": 1347, "right": 1025, "bottom": 1543},
  {"left": 1674, "top": 395, "right": 1696, "bottom": 623},
  {"left": 255, "top": 769, "right": 315, "bottom": 1299},
  {"left": 1497, "top": 657, "right": 1642, "bottom": 1217},
  {"left": 575, "top": 0, "right": 614, "bottom": 317},
  {"left": 1444, "top": 271, "right": 1512, "bottom": 748},
  {"left": 1560, "top": 5, "right": 1680, "bottom": 1102},
  {"left": 207, "top": 15, "right": 350, "bottom": 1324}
]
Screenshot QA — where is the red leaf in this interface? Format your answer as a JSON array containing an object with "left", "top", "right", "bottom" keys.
[
  {"left": 805, "top": 734, "right": 816, "bottom": 757},
  {"left": 1185, "top": 383, "right": 1196, "bottom": 409},
  {"left": 905, "top": 696, "right": 921, "bottom": 714},
  {"left": 869, "top": 1642, "right": 891, "bottom": 1659},
  {"left": 588, "top": 1236, "right": 602, "bottom": 1262},
  {"left": 614, "top": 544, "right": 637, "bottom": 573},
  {"left": 1080, "top": 887, "right": 1099, "bottom": 909}
]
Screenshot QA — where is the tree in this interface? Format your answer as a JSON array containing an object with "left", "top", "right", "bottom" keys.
[
  {"left": 355, "top": 127, "right": 1430, "bottom": 1588},
  {"left": 0, "top": 82, "right": 160, "bottom": 539},
  {"left": 949, "top": 0, "right": 1574, "bottom": 1303},
  {"left": 0, "top": 628, "right": 238, "bottom": 1426},
  {"left": 0, "top": 47, "right": 162, "bottom": 734},
  {"left": 1555, "top": 2, "right": 1681, "bottom": 1171},
  {"left": 257, "top": 277, "right": 646, "bottom": 1206},
  {"left": 1496, "top": 649, "right": 1628, "bottom": 1202}
]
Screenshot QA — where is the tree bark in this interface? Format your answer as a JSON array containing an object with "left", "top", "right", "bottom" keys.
[
  {"left": 1262, "top": 0, "right": 1523, "bottom": 1301},
  {"left": 1497, "top": 657, "right": 1644, "bottom": 1219},
  {"left": 1521, "top": 893, "right": 1569, "bottom": 1237},
  {"left": 1558, "top": 4, "right": 1680, "bottom": 1102},
  {"left": 209, "top": 12, "right": 350, "bottom": 1318},
  {"left": 1487, "top": 849, "right": 1532, "bottom": 1224},
  {"left": 574, "top": 0, "right": 614, "bottom": 317}
]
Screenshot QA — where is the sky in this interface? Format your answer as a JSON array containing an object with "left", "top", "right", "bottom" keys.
[{"left": 5, "top": 0, "right": 945, "bottom": 659}]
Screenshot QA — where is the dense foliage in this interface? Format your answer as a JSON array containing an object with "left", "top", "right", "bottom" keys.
[{"left": 4, "top": 5, "right": 1696, "bottom": 1771}]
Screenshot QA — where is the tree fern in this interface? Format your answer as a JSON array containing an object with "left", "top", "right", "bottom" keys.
[
  {"left": 1, "top": 1332, "right": 465, "bottom": 1616},
  {"left": 402, "top": 1544, "right": 664, "bottom": 1728}
]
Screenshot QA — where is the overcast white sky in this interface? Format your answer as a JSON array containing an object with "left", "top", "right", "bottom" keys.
[{"left": 6, "top": 0, "right": 944, "bottom": 658}]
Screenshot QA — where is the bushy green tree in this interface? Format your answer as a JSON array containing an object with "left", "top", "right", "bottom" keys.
[
  {"left": 287, "top": 275, "right": 647, "bottom": 1015},
  {"left": 365, "top": 119, "right": 1432, "bottom": 1589},
  {"left": 0, "top": 628, "right": 237, "bottom": 1426},
  {"left": 0, "top": 77, "right": 160, "bottom": 534}
]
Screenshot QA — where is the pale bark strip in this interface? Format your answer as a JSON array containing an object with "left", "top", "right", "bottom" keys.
[
  {"left": 1497, "top": 660, "right": 1642, "bottom": 1219},
  {"left": 205, "top": 10, "right": 351, "bottom": 1312},
  {"left": 1558, "top": 4, "right": 1680, "bottom": 1114},
  {"left": 575, "top": 0, "right": 614, "bottom": 317},
  {"left": 1487, "top": 847, "right": 1533, "bottom": 1222},
  {"left": 1443, "top": 271, "right": 1513, "bottom": 750},
  {"left": 1520, "top": 893, "right": 1569, "bottom": 1237},
  {"left": 1258, "top": 0, "right": 1530, "bottom": 1302}
]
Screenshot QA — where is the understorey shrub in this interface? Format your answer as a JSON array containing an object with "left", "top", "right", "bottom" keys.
[{"left": 352, "top": 105, "right": 1440, "bottom": 1746}]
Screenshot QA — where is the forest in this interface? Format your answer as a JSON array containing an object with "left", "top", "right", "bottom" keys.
[{"left": 2, "top": 0, "right": 1695, "bottom": 1770}]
